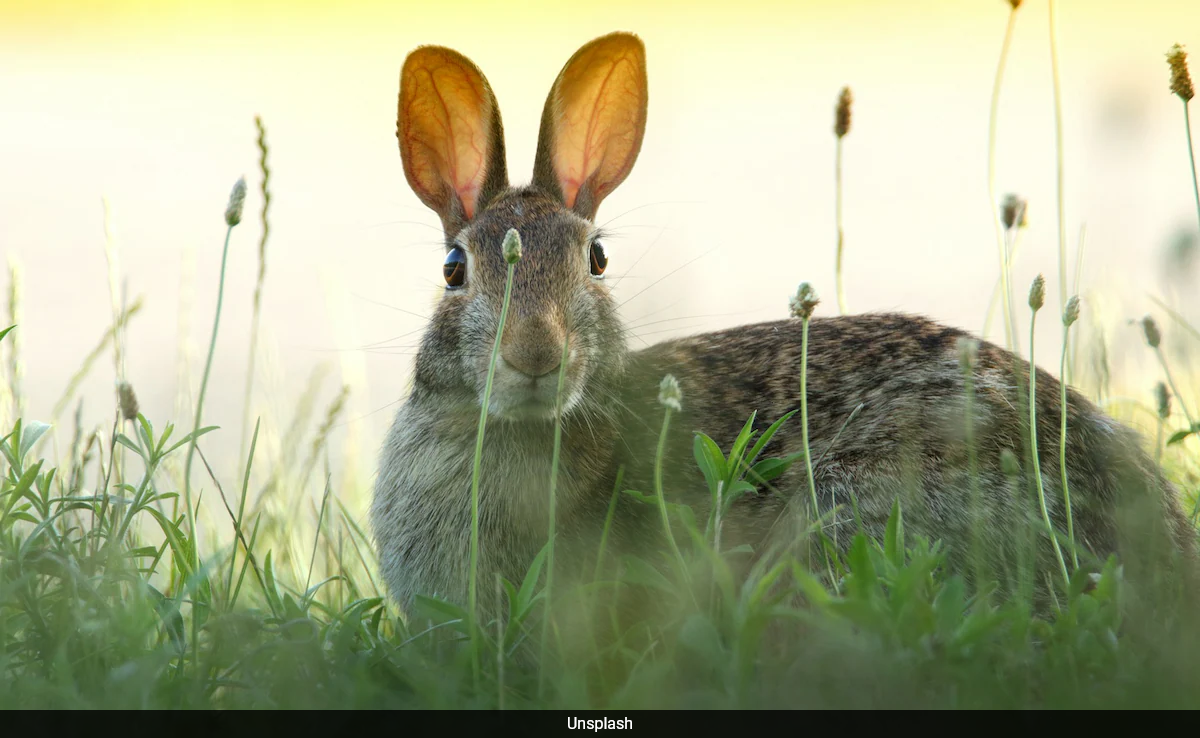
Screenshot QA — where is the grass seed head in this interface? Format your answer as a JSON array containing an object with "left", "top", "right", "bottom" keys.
[
  {"left": 834, "top": 87, "right": 853, "bottom": 138},
  {"left": 117, "top": 380, "right": 139, "bottom": 422},
  {"left": 1142, "top": 315, "right": 1162, "bottom": 349},
  {"left": 1063, "top": 295, "right": 1080, "bottom": 327},
  {"left": 658, "top": 374, "right": 682, "bottom": 412},
  {"left": 1167, "top": 44, "right": 1195, "bottom": 102},
  {"left": 502, "top": 228, "right": 523, "bottom": 264},
  {"left": 1028, "top": 274, "right": 1045, "bottom": 312},
  {"left": 1001, "top": 194, "right": 1028, "bottom": 231},
  {"left": 225, "top": 176, "right": 247, "bottom": 227},
  {"left": 1155, "top": 381, "right": 1172, "bottom": 420},
  {"left": 789, "top": 282, "right": 820, "bottom": 320}
]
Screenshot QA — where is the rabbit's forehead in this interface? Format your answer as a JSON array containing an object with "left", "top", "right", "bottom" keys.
[{"left": 458, "top": 190, "right": 591, "bottom": 262}]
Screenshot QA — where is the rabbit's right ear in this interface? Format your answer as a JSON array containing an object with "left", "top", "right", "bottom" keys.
[
  {"left": 532, "top": 33, "right": 648, "bottom": 221},
  {"left": 398, "top": 46, "right": 509, "bottom": 233}
]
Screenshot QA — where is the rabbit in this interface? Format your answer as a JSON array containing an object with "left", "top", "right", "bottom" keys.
[{"left": 371, "top": 31, "right": 1198, "bottom": 632}]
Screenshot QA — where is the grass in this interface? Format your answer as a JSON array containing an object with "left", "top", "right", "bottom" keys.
[
  {"left": 467, "top": 228, "right": 521, "bottom": 684},
  {"left": 986, "top": 0, "right": 1022, "bottom": 353},
  {"left": 1026, "top": 275, "right": 1070, "bottom": 590},
  {"left": 1060, "top": 297, "right": 1080, "bottom": 570},
  {"left": 4, "top": 15, "right": 1200, "bottom": 710}
]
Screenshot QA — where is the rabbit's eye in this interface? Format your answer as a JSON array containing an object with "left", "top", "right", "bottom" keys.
[
  {"left": 589, "top": 241, "right": 608, "bottom": 277},
  {"left": 443, "top": 247, "right": 466, "bottom": 288}
]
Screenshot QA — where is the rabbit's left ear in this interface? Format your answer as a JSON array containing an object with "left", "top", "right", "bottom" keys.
[
  {"left": 532, "top": 32, "right": 647, "bottom": 221},
  {"left": 398, "top": 45, "right": 509, "bottom": 233}
]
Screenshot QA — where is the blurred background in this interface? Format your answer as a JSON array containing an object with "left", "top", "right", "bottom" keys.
[{"left": 1, "top": 0, "right": 1198, "bottom": 503}]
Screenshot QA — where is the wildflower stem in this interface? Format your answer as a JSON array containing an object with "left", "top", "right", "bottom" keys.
[
  {"left": 1049, "top": 0, "right": 1069, "bottom": 318},
  {"left": 238, "top": 116, "right": 271, "bottom": 485},
  {"left": 983, "top": 226, "right": 1025, "bottom": 340},
  {"left": 539, "top": 335, "right": 571, "bottom": 698},
  {"left": 1067, "top": 225, "right": 1087, "bottom": 381},
  {"left": 1029, "top": 310, "right": 1070, "bottom": 590},
  {"left": 654, "top": 406, "right": 689, "bottom": 581},
  {"left": 182, "top": 214, "right": 237, "bottom": 684},
  {"left": 184, "top": 223, "right": 234, "bottom": 567},
  {"left": 469, "top": 259, "right": 516, "bottom": 685},
  {"left": 799, "top": 314, "right": 835, "bottom": 588},
  {"left": 496, "top": 573, "right": 506, "bottom": 710},
  {"left": 1059, "top": 320, "right": 1078, "bottom": 570},
  {"left": 594, "top": 466, "right": 625, "bottom": 586},
  {"left": 589, "top": 466, "right": 624, "bottom": 680},
  {"left": 1183, "top": 102, "right": 1200, "bottom": 237},
  {"left": 800, "top": 316, "right": 820, "bottom": 530},
  {"left": 835, "top": 136, "right": 847, "bottom": 315},
  {"left": 988, "top": 5, "right": 1021, "bottom": 352},
  {"left": 984, "top": 228, "right": 1022, "bottom": 340},
  {"left": 960, "top": 345, "right": 986, "bottom": 598}
]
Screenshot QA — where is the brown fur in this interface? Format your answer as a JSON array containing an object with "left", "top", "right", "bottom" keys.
[{"left": 372, "top": 33, "right": 1198, "bottom": 632}]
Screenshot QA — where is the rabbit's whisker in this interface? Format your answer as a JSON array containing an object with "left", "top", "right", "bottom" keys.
[{"left": 617, "top": 246, "right": 718, "bottom": 308}]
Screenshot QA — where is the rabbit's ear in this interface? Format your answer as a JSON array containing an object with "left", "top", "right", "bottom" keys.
[
  {"left": 532, "top": 32, "right": 647, "bottom": 221},
  {"left": 398, "top": 46, "right": 509, "bottom": 232}
]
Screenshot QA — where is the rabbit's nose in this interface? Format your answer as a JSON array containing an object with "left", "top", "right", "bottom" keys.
[{"left": 501, "top": 317, "right": 565, "bottom": 378}]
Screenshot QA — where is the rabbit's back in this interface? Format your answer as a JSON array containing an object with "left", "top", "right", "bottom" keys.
[{"left": 612, "top": 313, "right": 1196, "bottom": 591}]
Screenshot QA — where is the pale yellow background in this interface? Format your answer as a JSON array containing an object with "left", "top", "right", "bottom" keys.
[{"left": 2, "top": 0, "right": 1199, "bottom": 487}]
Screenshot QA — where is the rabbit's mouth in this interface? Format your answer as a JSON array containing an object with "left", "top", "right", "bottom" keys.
[
  {"left": 497, "top": 396, "right": 562, "bottom": 421},
  {"left": 484, "top": 357, "right": 583, "bottom": 421}
]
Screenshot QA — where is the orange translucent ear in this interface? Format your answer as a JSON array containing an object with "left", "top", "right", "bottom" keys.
[
  {"left": 398, "top": 46, "right": 508, "bottom": 229},
  {"left": 532, "top": 33, "right": 648, "bottom": 220}
]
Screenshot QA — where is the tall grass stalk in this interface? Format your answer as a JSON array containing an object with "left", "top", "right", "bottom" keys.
[
  {"left": 1166, "top": 44, "right": 1199, "bottom": 235},
  {"left": 468, "top": 228, "right": 522, "bottom": 682},
  {"left": 987, "top": 3, "right": 1022, "bottom": 351},
  {"left": 1060, "top": 297, "right": 1080, "bottom": 569},
  {"left": 224, "top": 417, "right": 263, "bottom": 609},
  {"left": 585, "top": 466, "right": 625, "bottom": 687},
  {"left": 654, "top": 375, "right": 688, "bottom": 581},
  {"left": 710, "top": 478, "right": 724, "bottom": 610},
  {"left": 799, "top": 311, "right": 820, "bottom": 534},
  {"left": 1048, "top": 0, "right": 1069, "bottom": 317},
  {"left": 496, "top": 573, "right": 506, "bottom": 710},
  {"left": 789, "top": 283, "right": 833, "bottom": 581},
  {"left": 5, "top": 256, "right": 23, "bottom": 423},
  {"left": 1067, "top": 224, "right": 1087, "bottom": 381},
  {"left": 539, "top": 335, "right": 571, "bottom": 697},
  {"left": 835, "top": 136, "right": 846, "bottom": 315},
  {"left": 833, "top": 87, "right": 852, "bottom": 315},
  {"left": 959, "top": 338, "right": 986, "bottom": 597},
  {"left": 173, "top": 179, "right": 243, "bottom": 682},
  {"left": 305, "top": 476, "right": 333, "bottom": 596},
  {"left": 184, "top": 178, "right": 246, "bottom": 572},
  {"left": 1183, "top": 102, "right": 1200, "bottom": 236},
  {"left": 801, "top": 321, "right": 821, "bottom": 532},
  {"left": 238, "top": 116, "right": 272, "bottom": 484},
  {"left": 1027, "top": 275, "right": 1070, "bottom": 590},
  {"left": 983, "top": 218, "right": 1026, "bottom": 342},
  {"left": 593, "top": 466, "right": 624, "bottom": 588}
]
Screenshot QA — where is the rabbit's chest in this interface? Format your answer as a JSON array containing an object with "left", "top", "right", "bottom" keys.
[{"left": 371, "top": 409, "right": 569, "bottom": 608}]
